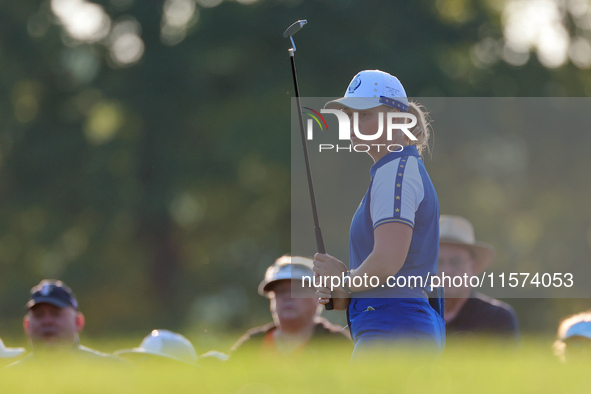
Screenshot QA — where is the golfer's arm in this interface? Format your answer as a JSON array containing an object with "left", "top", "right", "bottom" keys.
[{"left": 348, "top": 222, "right": 412, "bottom": 292}]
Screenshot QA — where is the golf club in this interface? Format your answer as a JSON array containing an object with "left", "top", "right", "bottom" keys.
[{"left": 284, "top": 20, "right": 333, "bottom": 310}]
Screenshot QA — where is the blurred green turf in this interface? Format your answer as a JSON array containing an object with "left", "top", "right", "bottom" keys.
[{"left": 1, "top": 337, "right": 589, "bottom": 393}]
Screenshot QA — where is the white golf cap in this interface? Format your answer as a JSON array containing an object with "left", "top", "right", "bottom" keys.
[
  {"left": 115, "top": 329, "right": 198, "bottom": 365},
  {"left": 258, "top": 255, "right": 315, "bottom": 297},
  {"left": 0, "top": 338, "right": 25, "bottom": 358},
  {"left": 325, "top": 70, "right": 409, "bottom": 112},
  {"left": 563, "top": 321, "right": 591, "bottom": 340}
]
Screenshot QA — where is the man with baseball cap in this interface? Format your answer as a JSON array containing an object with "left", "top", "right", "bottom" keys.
[
  {"left": 9, "top": 279, "right": 119, "bottom": 366},
  {"left": 231, "top": 256, "right": 350, "bottom": 357},
  {"left": 438, "top": 215, "right": 519, "bottom": 339}
]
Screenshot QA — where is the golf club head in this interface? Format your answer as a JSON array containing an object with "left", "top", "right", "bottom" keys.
[{"left": 283, "top": 20, "right": 308, "bottom": 38}]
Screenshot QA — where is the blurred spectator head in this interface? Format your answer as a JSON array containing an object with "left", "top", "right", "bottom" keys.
[
  {"left": 554, "top": 311, "right": 591, "bottom": 362},
  {"left": 115, "top": 329, "right": 198, "bottom": 366},
  {"left": 23, "top": 279, "right": 85, "bottom": 351},
  {"left": 438, "top": 215, "right": 495, "bottom": 298},
  {"left": 258, "top": 256, "right": 319, "bottom": 332}
]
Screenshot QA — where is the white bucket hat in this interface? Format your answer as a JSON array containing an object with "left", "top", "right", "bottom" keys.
[
  {"left": 439, "top": 215, "right": 495, "bottom": 274},
  {"left": 324, "top": 70, "right": 409, "bottom": 112},
  {"left": 258, "top": 255, "right": 315, "bottom": 297},
  {"left": 115, "top": 329, "right": 198, "bottom": 365},
  {"left": 0, "top": 338, "right": 25, "bottom": 358}
]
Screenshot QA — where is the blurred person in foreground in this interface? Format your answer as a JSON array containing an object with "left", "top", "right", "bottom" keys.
[
  {"left": 438, "top": 215, "right": 519, "bottom": 339},
  {"left": 116, "top": 329, "right": 200, "bottom": 368},
  {"left": 231, "top": 256, "right": 351, "bottom": 358},
  {"left": 553, "top": 311, "right": 591, "bottom": 362},
  {"left": 8, "top": 279, "right": 120, "bottom": 367},
  {"left": 0, "top": 338, "right": 25, "bottom": 367}
]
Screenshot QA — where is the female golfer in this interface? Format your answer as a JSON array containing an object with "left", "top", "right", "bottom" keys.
[{"left": 313, "top": 70, "right": 444, "bottom": 357}]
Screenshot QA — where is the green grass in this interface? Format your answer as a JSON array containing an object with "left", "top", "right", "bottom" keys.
[{"left": 1, "top": 337, "right": 589, "bottom": 393}]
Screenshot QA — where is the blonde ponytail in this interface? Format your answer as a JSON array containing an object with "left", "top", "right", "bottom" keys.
[{"left": 407, "top": 101, "right": 433, "bottom": 157}]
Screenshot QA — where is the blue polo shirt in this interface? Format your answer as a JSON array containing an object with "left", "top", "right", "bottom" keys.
[{"left": 349, "top": 145, "right": 439, "bottom": 298}]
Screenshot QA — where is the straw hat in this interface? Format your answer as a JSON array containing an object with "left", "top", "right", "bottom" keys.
[{"left": 439, "top": 215, "right": 495, "bottom": 274}]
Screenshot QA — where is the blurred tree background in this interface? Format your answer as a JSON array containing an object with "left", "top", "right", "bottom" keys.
[{"left": 1, "top": 0, "right": 591, "bottom": 346}]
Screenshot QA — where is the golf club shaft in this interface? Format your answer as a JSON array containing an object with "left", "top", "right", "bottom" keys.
[{"left": 289, "top": 53, "right": 334, "bottom": 311}]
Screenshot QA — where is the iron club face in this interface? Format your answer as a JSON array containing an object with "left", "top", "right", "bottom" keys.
[{"left": 283, "top": 20, "right": 307, "bottom": 38}]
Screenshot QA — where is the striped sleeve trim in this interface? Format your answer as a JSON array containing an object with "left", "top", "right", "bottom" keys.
[
  {"left": 373, "top": 217, "right": 414, "bottom": 229},
  {"left": 392, "top": 156, "right": 408, "bottom": 218}
]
